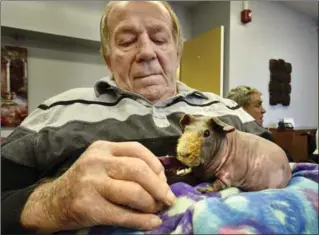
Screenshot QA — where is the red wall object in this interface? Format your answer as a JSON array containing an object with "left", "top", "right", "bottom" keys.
[{"left": 241, "top": 9, "right": 252, "bottom": 24}]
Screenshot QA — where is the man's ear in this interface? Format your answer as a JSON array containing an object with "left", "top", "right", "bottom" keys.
[
  {"left": 104, "top": 55, "right": 112, "bottom": 72},
  {"left": 177, "top": 45, "right": 183, "bottom": 63},
  {"left": 179, "top": 114, "right": 195, "bottom": 132},
  {"left": 210, "top": 117, "right": 235, "bottom": 133},
  {"left": 100, "top": 47, "right": 111, "bottom": 70}
]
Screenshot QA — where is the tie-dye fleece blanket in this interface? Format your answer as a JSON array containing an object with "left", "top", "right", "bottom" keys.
[{"left": 57, "top": 162, "right": 318, "bottom": 235}]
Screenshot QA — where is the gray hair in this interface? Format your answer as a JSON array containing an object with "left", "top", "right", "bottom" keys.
[
  {"left": 99, "top": 1, "right": 185, "bottom": 57},
  {"left": 226, "top": 86, "right": 261, "bottom": 107}
]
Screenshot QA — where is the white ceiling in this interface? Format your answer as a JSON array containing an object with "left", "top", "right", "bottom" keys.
[{"left": 170, "top": 1, "right": 318, "bottom": 24}]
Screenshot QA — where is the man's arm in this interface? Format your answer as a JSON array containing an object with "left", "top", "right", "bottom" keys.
[
  {"left": 2, "top": 141, "right": 174, "bottom": 234},
  {"left": 1, "top": 157, "right": 39, "bottom": 234}
]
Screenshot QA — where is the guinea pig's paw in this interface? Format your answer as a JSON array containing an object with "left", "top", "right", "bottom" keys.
[{"left": 197, "top": 186, "right": 215, "bottom": 194}]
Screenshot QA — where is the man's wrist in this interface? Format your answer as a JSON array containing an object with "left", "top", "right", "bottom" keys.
[{"left": 20, "top": 179, "right": 62, "bottom": 233}]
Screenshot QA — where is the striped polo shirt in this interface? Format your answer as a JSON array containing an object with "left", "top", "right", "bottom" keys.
[{"left": 2, "top": 76, "right": 267, "bottom": 172}]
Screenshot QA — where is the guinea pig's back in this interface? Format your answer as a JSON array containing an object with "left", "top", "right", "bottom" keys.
[
  {"left": 238, "top": 131, "right": 289, "bottom": 162},
  {"left": 235, "top": 131, "right": 292, "bottom": 190}
]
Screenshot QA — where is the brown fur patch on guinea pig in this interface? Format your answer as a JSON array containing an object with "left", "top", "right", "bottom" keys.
[{"left": 176, "top": 132, "right": 203, "bottom": 167}]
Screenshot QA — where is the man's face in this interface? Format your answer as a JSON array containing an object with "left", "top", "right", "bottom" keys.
[
  {"left": 105, "top": 1, "right": 181, "bottom": 104},
  {"left": 244, "top": 93, "right": 266, "bottom": 125}
]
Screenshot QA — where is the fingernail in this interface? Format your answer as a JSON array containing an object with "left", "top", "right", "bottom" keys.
[
  {"left": 166, "top": 190, "right": 176, "bottom": 206},
  {"left": 160, "top": 171, "right": 167, "bottom": 182},
  {"left": 150, "top": 217, "right": 162, "bottom": 227}
]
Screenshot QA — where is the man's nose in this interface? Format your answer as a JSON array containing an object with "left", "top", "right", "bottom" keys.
[{"left": 136, "top": 34, "right": 156, "bottom": 62}]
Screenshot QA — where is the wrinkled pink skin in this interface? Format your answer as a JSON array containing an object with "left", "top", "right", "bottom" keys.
[{"left": 196, "top": 130, "right": 292, "bottom": 192}]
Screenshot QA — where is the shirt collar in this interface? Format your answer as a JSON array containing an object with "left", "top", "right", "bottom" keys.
[{"left": 94, "top": 76, "right": 209, "bottom": 100}]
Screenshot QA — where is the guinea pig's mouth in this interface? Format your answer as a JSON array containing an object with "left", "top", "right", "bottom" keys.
[
  {"left": 177, "top": 153, "right": 201, "bottom": 166},
  {"left": 183, "top": 158, "right": 201, "bottom": 168},
  {"left": 158, "top": 155, "right": 194, "bottom": 176}
]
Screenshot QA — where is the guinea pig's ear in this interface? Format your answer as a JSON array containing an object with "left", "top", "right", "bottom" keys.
[
  {"left": 210, "top": 117, "right": 235, "bottom": 133},
  {"left": 179, "top": 114, "right": 195, "bottom": 132}
]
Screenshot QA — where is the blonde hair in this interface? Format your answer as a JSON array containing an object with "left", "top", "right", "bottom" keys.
[
  {"left": 226, "top": 86, "right": 261, "bottom": 107},
  {"left": 99, "top": 1, "right": 184, "bottom": 58}
]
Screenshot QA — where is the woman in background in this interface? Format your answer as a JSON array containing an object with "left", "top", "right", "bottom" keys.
[
  {"left": 226, "top": 85, "right": 293, "bottom": 162},
  {"left": 226, "top": 86, "right": 266, "bottom": 126}
]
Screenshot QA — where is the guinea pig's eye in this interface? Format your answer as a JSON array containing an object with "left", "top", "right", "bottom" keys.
[{"left": 203, "top": 130, "right": 210, "bottom": 138}]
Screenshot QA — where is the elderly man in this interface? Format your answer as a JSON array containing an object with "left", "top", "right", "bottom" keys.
[{"left": 2, "top": 1, "right": 271, "bottom": 234}]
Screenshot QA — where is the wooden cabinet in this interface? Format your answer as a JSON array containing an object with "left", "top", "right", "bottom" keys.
[{"left": 269, "top": 127, "right": 317, "bottom": 162}]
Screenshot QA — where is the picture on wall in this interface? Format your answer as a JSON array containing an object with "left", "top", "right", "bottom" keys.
[
  {"left": 268, "top": 58, "right": 292, "bottom": 106},
  {"left": 1, "top": 45, "right": 28, "bottom": 127}
]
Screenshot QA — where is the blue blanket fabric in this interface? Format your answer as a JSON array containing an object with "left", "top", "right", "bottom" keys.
[{"left": 57, "top": 163, "right": 318, "bottom": 234}]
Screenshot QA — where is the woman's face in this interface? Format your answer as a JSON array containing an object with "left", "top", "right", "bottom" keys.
[{"left": 244, "top": 93, "right": 266, "bottom": 125}]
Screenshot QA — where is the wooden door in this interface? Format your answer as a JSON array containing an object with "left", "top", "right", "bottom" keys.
[{"left": 180, "top": 26, "right": 224, "bottom": 96}]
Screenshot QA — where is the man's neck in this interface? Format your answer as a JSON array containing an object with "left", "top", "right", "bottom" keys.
[{"left": 149, "top": 89, "right": 178, "bottom": 105}]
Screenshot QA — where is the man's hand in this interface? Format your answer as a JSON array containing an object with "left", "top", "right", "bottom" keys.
[{"left": 20, "top": 141, "right": 176, "bottom": 233}]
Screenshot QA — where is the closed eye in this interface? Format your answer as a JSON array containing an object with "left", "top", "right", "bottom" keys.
[
  {"left": 151, "top": 31, "right": 168, "bottom": 45},
  {"left": 119, "top": 39, "right": 136, "bottom": 47},
  {"left": 153, "top": 40, "right": 166, "bottom": 45}
]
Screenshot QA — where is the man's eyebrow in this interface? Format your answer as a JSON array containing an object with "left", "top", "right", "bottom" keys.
[
  {"left": 113, "top": 23, "right": 170, "bottom": 38},
  {"left": 114, "top": 25, "right": 139, "bottom": 36},
  {"left": 148, "top": 24, "right": 169, "bottom": 33}
]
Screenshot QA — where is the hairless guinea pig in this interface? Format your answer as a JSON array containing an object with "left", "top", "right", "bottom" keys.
[{"left": 176, "top": 114, "right": 292, "bottom": 193}]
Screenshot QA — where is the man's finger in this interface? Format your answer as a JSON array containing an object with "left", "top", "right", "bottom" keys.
[
  {"left": 105, "top": 157, "right": 176, "bottom": 207},
  {"left": 106, "top": 141, "right": 165, "bottom": 175},
  {"left": 90, "top": 196, "right": 163, "bottom": 231},
  {"left": 96, "top": 178, "right": 163, "bottom": 213}
]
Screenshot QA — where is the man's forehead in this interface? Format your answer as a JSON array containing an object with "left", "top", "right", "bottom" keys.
[
  {"left": 112, "top": 1, "right": 167, "bottom": 11},
  {"left": 107, "top": 1, "right": 172, "bottom": 32}
]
